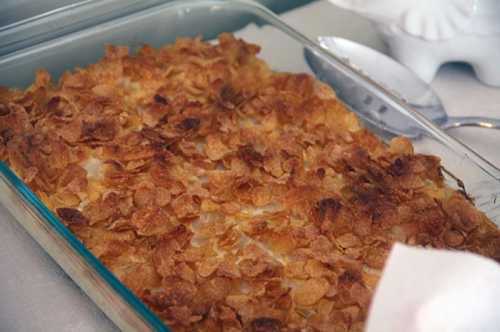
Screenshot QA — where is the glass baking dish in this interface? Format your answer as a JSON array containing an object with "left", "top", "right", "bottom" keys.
[{"left": 0, "top": 0, "right": 499, "bottom": 331}]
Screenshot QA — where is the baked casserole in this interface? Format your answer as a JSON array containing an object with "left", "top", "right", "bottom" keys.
[{"left": 1, "top": 34, "right": 499, "bottom": 331}]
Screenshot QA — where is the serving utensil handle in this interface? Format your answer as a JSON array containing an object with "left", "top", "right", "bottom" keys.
[{"left": 442, "top": 116, "right": 500, "bottom": 130}]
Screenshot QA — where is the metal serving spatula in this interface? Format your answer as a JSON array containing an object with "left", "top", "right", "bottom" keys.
[{"left": 305, "top": 36, "right": 500, "bottom": 139}]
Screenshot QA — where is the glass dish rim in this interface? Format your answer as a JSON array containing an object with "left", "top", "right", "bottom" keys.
[
  {"left": 0, "top": 0, "right": 96, "bottom": 32},
  {"left": 0, "top": 0, "right": 499, "bottom": 331}
]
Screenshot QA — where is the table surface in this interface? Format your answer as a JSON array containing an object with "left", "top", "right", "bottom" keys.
[{"left": 1, "top": 1, "right": 500, "bottom": 331}]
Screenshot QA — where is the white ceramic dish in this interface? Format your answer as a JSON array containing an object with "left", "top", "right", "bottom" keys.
[{"left": 328, "top": 0, "right": 500, "bottom": 86}]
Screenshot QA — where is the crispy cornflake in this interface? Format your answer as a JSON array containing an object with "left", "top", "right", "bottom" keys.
[
  {"left": 133, "top": 186, "right": 155, "bottom": 208},
  {"left": 250, "top": 317, "right": 282, "bottom": 332},
  {"left": 131, "top": 207, "right": 176, "bottom": 236},
  {"left": 304, "top": 259, "right": 333, "bottom": 278},
  {"left": 155, "top": 186, "right": 172, "bottom": 207},
  {"left": 196, "top": 257, "right": 221, "bottom": 278},
  {"left": 284, "top": 260, "right": 308, "bottom": 279},
  {"left": 336, "top": 233, "right": 361, "bottom": 249},
  {"left": 56, "top": 207, "right": 88, "bottom": 225},
  {"left": 171, "top": 193, "right": 201, "bottom": 219},
  {"left": 217, "top": 256, "right": 241, "bottom": 278},
  {"left": 1, "top": 33, "right": 499, "bottom": 332},
  {"left": 294, "top": 277, "right": 330, "bottom": 306},
  {"left": 205, "top": 134, "right": 230, "bottom": 161}
]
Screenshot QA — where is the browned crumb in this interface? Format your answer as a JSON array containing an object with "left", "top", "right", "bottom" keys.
[{"left": 1, "top": 33, "right": 499, "bottom": 332}]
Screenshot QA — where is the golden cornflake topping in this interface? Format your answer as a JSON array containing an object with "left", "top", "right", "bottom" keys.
[{"left": 1, "top": 33, "right": 499, "bottom": 332}]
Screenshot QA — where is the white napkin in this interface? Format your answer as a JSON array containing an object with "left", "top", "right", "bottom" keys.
[{"left": 366, "top": 243, "right": 500, "bottom": 332}]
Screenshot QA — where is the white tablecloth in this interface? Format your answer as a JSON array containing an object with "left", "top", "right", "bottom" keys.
[{"left": 1, "top": 1, "right": 499, "bottom": 331}]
